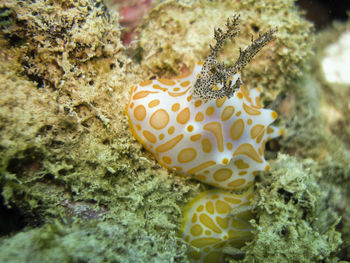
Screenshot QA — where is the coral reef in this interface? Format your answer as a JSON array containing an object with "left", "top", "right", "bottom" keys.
[{"left": 0, "top": 0, "right": 347, "bottom": 262}]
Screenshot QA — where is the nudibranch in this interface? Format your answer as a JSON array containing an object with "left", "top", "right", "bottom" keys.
[
  {"left": 181, "top": 189, "right": 253, "bottom": 263},
  {"left": 126, "top": 16, "right": 281, "bottom": 190},
  {"left": 126, "top": 15, "right": 282, "bottom": 262}
]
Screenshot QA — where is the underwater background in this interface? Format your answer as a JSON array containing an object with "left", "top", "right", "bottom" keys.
[{"left": 0, "top": 0, "right": 350, "bottom": 262}]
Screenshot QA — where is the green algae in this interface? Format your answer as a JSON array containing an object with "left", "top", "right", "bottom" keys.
[
  {"left": 237, "top": 154, "right": 342, "bottom": 262},
  {"left": 0, "top": 220, "right": 189, "bottom": 263},
  {"left": 0, "top": 0, "right": 347, "bottom": 262},
  {"left": 0, "top": 0, "right": 195, "bottom": 261},
  {"left": 311, "top": 18, "right": 350, "bottom": 260}
]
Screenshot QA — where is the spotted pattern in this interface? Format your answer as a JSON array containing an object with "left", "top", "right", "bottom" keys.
[
  {"left": 125, "top": 61, "right": 282, "bottom": 262},
  {"left": 126, "top": 61, "right": 282, "bottom": 190},
  {"left": 181, "top": 189, "right": 253, "bottom": 263}
]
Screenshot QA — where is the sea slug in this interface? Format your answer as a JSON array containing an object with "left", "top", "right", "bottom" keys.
[
  {"left": 126, "top": 16, "right": 281, "bottom": 190},
  {"left": 181, "top": 188, "right": 253, "bottom": 263},
  {"left": 126, "top": 16, "right": 281, "bottom": 262}
]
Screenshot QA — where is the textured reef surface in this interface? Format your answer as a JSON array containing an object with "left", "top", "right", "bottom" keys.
[{"left": 0, "top": 0, "right": 349, "bottom": 262}]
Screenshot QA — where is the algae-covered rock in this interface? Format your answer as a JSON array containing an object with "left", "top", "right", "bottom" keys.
[
  {"left": 239, "top": 154, "right": 342, "bottom": 262},
  {"left": 0, "top": 0, "right": 194, "bottom": 261},
  {"left": 311, "top": 17, "right": 350, "bottom": 261},
  {"left": 313, "top": 19, "right": 350, "bottom": 150},
  {"left": 0, "top": 220, "right": 189, "bottom": 263},
  {"left": 0, "top": 0, "right": 347, "bottom": 262}
]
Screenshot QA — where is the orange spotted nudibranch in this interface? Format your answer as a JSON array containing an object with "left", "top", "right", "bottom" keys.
[
  {"left": 126, "top": 68, "right": 281, "bottom": 190},
  {"left": 126, "top": 16, "right": 281, "bottom": 190},
  {"left": 126, "top": 15, "right": 282, "bottom": 262},
  {"left": 181, "top": 188, "right": 254, "bottom": 262}
]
